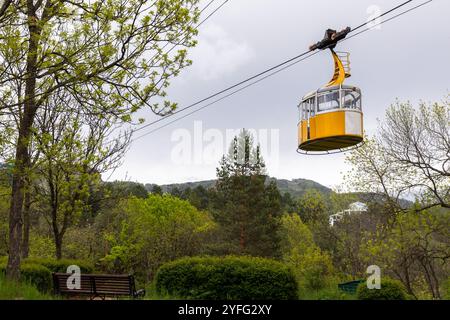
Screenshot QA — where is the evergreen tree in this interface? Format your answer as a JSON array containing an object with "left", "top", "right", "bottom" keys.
[
  {"left": 210, "top": 129, "right": 281, "bottom": 258},
  {"left": 151, "top": 185, "right": 163, "bottom": 196}
]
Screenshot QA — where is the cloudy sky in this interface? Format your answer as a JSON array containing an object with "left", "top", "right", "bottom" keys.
[{"left": 107, "top": 0, "right": 450, "bottom": 188}]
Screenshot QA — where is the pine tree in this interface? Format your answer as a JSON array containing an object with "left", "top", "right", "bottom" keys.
[{"left": 210, "top": 129, "right": 281, "bottom": 258}]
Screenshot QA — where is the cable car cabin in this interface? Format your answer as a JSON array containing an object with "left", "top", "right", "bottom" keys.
[
  {"left": 297, "top": 85, "right": 363, "bottom": 153},
  {"left": 298, "top": 28, "right": 364, "bottom": 154}
]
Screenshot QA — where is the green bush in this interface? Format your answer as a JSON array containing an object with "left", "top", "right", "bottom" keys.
[
  {"left": 155, "top": 256, "right": 298, "bottom": 300},
  {"left": 357, "top": 278, "right": 408, "bottom": 300},
  {"left": 0, "top": 256, "right": 94, "bottom": 273},
  {"left": 24, "top": 258, "right": 94, "bottom": 274},
  {"left": 0, "top": 257, "right": 93, "bottom": 293},
  {"left": 442, "top": 277, "right": 450, "bottom": 300},
  {"left": 0, "top": 263, "right": 52, "bottom": 293},
  {"left": 0, "top": 274, "right": 53, "bottom": 300}
]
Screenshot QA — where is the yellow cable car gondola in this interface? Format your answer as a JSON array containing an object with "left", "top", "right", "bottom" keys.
[{"left": 297, "top": 28, "right": 364, "bottom": 154}]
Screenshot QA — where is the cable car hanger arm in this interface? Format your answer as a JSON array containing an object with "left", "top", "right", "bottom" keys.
[{"left": 309, "top": 27, "right": 351, "bottom": 51}]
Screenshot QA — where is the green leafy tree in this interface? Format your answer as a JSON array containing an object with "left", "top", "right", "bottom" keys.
[
  {"left": 296, "top": 189, "right": 328, "bottom": 225},
  {"left": 32, "top": 93, "right": 129, "bottom": 259},
  {"left": 102, "top": 194, "right": 215, "bottom": 281},
  {"left": 361, "top": 209, "right": 449, "bottom": 299},
  {"left": 279, "top": 214, "right": 334, "bottom": 291},
  {"left": 0, "top": 0, "right": 200, "bottom": 279},
  {"left": 345, "top": 98, "right": 450, "bottom": 213}
]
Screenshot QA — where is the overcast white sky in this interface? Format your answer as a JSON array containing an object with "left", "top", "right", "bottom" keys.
[{"left": 106, "top": 0, "right": 450, "bottom": 188}]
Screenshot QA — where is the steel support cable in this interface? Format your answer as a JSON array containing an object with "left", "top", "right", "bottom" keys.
[{"left": 128, "top": 0, "right": 433, "bottom": 141}]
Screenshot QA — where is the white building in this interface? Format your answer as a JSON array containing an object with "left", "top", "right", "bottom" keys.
[{"left": 329, "top": 201, "right": 368, "bottom": 226}]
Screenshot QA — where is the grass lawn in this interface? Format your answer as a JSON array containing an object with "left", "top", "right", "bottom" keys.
[{"left": 0, "top": 275, "right": 53, "bottom": 300}]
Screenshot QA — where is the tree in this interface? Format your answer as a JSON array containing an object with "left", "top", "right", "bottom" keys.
[
  {"left": 169, "top": 186, "right": 184, "bottom": 199},
  {"left": 344, "top": 98, "right": 450, "bottom": 298},
  {"left": 210, "top": 129, "right": 282, "bottom": 257},
  {"left": 279, "top": 213, "right": 334, "bottom": 291},
  {"left": 102, "top": 194, "right": 215, "bottom": 281},
  {"left": 345, "top": 99, "right": 450, "bottom": 213},
  {"left": 151, "top": 184, "right": 163, "bottom": 196},
  {"left": 296, "top": 189, "right": 327, "bottom": 225},
  {"left": 32, "top": 92, "right": 129, "bottom": 259},
  {"left": 184, "top": 185, "right": 209, "bottom": 210},
  {"left": 0, "top": 0, "right": 200, "bottom": 279},
  {"left": 281, "top": 192, "right": 296, "bottom": 213},
  {"left": 361, "top": 209, "right": 449, "bottom": 299}
]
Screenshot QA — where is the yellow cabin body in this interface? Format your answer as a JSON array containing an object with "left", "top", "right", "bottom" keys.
[{"left": 297, "top": 50, "right": 364, "bottom": 154}]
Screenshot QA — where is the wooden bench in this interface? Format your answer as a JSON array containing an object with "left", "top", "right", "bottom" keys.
[{"left": 52, "top": 273, "right": 145, "bottom": 299}]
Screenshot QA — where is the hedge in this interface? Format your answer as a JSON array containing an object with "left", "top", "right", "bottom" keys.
[
  {"left": 0, "top": 256, "right": 93, "bottom": 274},
  {"left": 442, "top": 277, "right": 450, "bottom": 300},
  {"left": 357, "top": 278, "right": 408, "bottom": 300},
  {"left": 155, "top": 256, "right": 298, "bottom": 300},
  {"left": 0, "top": 257, "right": 94, "bottom": 293},
  {"left": 24, "top": 258, "right": 94, "bottom": 274},
  {"left": 0, "top": 263, "right": 52, "bottom": 293}
]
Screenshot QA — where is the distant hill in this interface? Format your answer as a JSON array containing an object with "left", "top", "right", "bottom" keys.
[
  {"left": 145, "top": 177, "right": 332, "bottom": 199},
  {"left": 267, "top": 178, "right": 332, "bottom": 198},
  {"left": 146, "top": 180, "right": 216, "bottom": 194},
  {"left": 145, "top": 179, "right": 414, "bottom": 208}
]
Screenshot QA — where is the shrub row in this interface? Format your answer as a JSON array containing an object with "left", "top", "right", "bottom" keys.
[
  {"left": 0, "top": 263, "right": 52, "bottom": 293},
  {"left": 24, "top": 258, "right": 94, "bottom": 274},
  {"left": 155, "top": 256, "right": 298, "bottom": 300},
  {"left": 357, "top": 278, "right": 408, "bottom": 300},
  {"left": 0, "top": 257, "right": 94, "bottom": 293}
]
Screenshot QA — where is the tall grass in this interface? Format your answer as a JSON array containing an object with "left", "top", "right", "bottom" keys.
[
  {"left": 298, "top": 285, "right": 356, "bottom": 300},
  {"left": 0, "top": 275, "right": 53, "bottom": 300}
]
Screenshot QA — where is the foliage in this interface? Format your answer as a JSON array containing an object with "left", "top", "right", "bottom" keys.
[
  {"left": 345, "top": 99, "right": 450, "bottom": 211},
  {"left": 0, "top": 187, "right": 9, "bottom": 256},
  {"left": 357, "top": 278, "right": 408, "bottom": 300},
  {"left": 279, "top": 214, "right": 334, "bottom": 291},
  {"left": 325, "top": 201, "right": 386, "bottom": 278},
  {"left": 0, "top": 0, "right": 201, "bottom": 279},
  {"left": 296, "top": 189, "right": 328, "bottom": 225},
  {"left": 0, "top": 263, "right": 52, "bottom": 293},
  {"left": 28, "top": 235, "right": 56, "bottom": 259},
  {"left": 210, "top": 129, "right": 282, "bottom": 257},
  {"left": 298, "top": 282, "right": 356, "bottom": 300},
  {"left": 0, "top": 274, "right": 53, "bottom": 300},
  {"left": 24, "top": 258, "right": 94, "bottom": 274},
  {"left": 155, "top": 256, "right": 298, "bottom": 300},
  {"left": 61, "top": 226, "right": 98, "bottom": 261},
  {"left": 442, "top": 277, "right": 450, "bottom": 300},
  {"left": 183, "top": 186, "right": 210, "bottom": 211},
  {"left": 151, "top": 185, "right": 163, "bottom": 196},
  {"left": 101, "top": 194, "right": 215, "bottom": 281},
  {"left": 361, "top": 209, "right": 449, "bottom": 299}
]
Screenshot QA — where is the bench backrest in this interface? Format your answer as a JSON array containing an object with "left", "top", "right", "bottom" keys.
[{"left": 53, "top": 273, "right": 135, "bottom": 296}]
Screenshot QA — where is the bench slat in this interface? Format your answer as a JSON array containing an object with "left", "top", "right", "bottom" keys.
[{"left": 52, "top": 273, "right": 142, "bottom": 299}]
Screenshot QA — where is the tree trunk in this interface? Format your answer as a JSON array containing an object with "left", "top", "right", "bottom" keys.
[
  {"left": 7, "top": 119, "right": 35, "bottom": 280},
  {"left": 429, "top": 263, "right": 441, "bottom": 299},
  {"left": 6, "top": 6, "right": 40, "bottom": 280},
  {"left": 239, "top": 224, "right": 245, "bottom": 252},
  {"left": 55, "top": 234, "right": 63, "bottom": 260},
  {"left": 21, "top": 189, "right": 31, "bottom": 259},
  {"left": 402, "top": 265, "right": 417, "bottom": 299}
]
